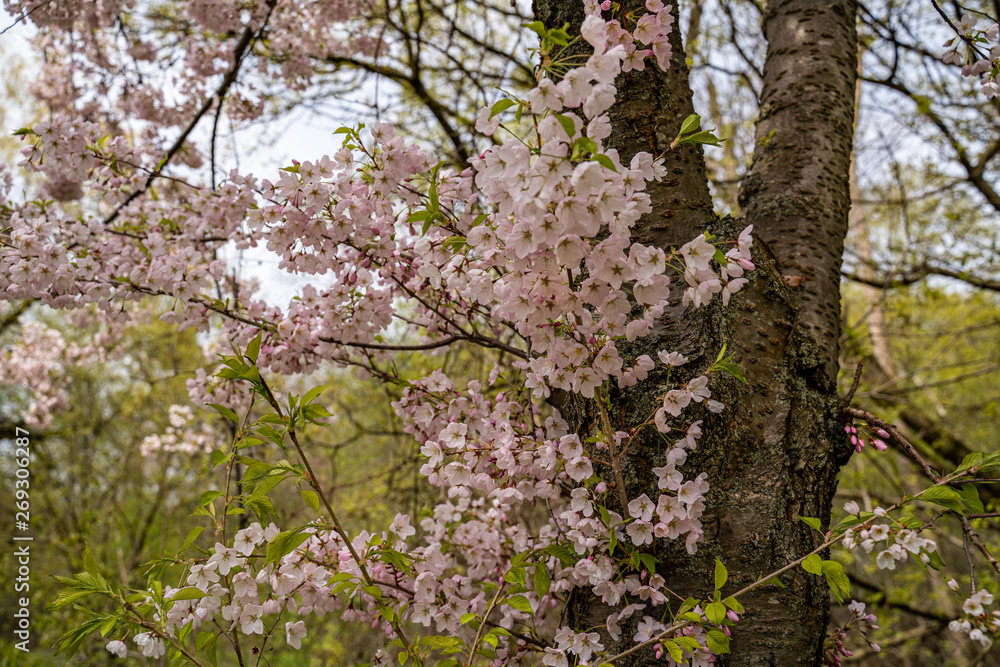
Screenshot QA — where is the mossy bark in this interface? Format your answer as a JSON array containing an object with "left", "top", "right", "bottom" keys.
[{"left": 536, "top": 0, "right": 858, "bottom": 664}]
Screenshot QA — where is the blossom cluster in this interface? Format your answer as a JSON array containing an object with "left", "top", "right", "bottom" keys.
[
  {"left": 824, "top": 600, "right": 880, "bottom": 665},
  {"left": 949, "top": 586, "right": 998, "bottom": 647},
  {"left": 0, "top": 313, "right": 122, "bottom": 429},
  {"left": 941, "top": 12, "right": 1000, "bottom": 98},
  {"left": 842, "top": 422, "right": 888, "bottom": 454},
  {"left": 841, "top": 503, "right": 937, "bottom": 571},
  {"left": 105, "top": 521, "right": 332, "bottom": 659},
  {"left": 138, "top": 405, "right": 217, "bottom": 456}
]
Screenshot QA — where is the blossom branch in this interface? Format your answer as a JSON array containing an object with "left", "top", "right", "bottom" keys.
[
  {"left": 253, "top": 373, "right": 420, "bottom": 660},
  {"left": 102, "top": 0, "right": 280, "bottom": 226}
]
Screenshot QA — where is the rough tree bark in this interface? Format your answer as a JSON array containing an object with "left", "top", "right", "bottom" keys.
[{"left": 536, "top": 0, "right": 858, "bottom": 664}]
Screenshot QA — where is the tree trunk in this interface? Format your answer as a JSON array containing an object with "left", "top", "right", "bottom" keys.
[{"left": 536, "top": 0, "right": 858, "bottom": 663}]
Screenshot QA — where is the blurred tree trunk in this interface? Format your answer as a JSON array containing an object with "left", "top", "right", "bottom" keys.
[{"left": 536, "top": 0, "right": 858, "bottom": 663}]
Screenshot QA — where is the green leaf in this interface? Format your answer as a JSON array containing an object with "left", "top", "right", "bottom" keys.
[
  {"left": 715, "top": 361, "right": 747, "bottom": 384},
  {"left": 490, "top": 98, "right": 516, "bottom": 119},
  {"left": 523, "top": 20, "right": 547, "bottom": 39},
  {"left": 759, "top": 575, "right": 787, "bottom": 588},
  {"left": 533, "top": 563, "right": 551, "bottom": 597},
  {"left": 674, "top": 635, "right": 701, "bottom": 652},
  {"left": 300, "top": 488, "right": 320, "bottom": 513},
  {"left": 714, "top": 557, "right": 728, "bottom": 591},
  {"left": 210, "top": 449, "right": 228, "bottom": 468},
  {"left": 302, "top": 383, "right": 328, "bottom": 406},
  {"left": 428, "top": 164, "right": 441, "bottom": 212},
  {"left": 504, "top": 566, "right": 527, "bottom": 587},
  {"left": 638, "top": 553, "right": 659, "bottom": 574},
  {"left": 199, "top": 490, "right": 222, "bottom": 507},
  {"left": 541, "top": 544, "right": 579, "bottom": 566},
  {"left": 958, "top": 452, "right": 985, "bottom": 472},
  {"left": 171, "top": 587, "right": 208, "bottom": 601},
  {"left": 251, "top": 472, "right": 287, "bottom": 499},
  {"left": 662, "top": 640, "right": 684, "bottom": 661},
  {"left": 677, "top": 596, "right": 699, "bottom": 616},
  {"left": 920, "top": 485, "right": 968, "bottom": 514},
  {"left": 82, "top": 544, "right": 99, "bottom": 579},
  {"left": 706, "top": 629, "right": 731, "bottom": 654},
  {"left": 55, "top": 617, "right": 108, "bottom": 658},
  {"left": 797, "top": 515, "right": 824, "bottom": 533},
  {"left": 99, "top": 614, "right": 117, "bottom": 637},
  {"left": 416, "top": 635, "right": 462, "bottom": 650},
  {"left": 705, "top": 601, "right": 727, "bottom": 625},
  {"left": 679, "top": 114, "right": 701, "bottom": 136},
  {"left": 265, "top": 529, "right": 312, "bottom": 565},
  {"left": 591, "top": 153, "right": 618, "bottom": 173},
  {"left": 722, "top": 596, "right": 744, "bottom": 613},
  {"left": 302, "top": 403, "right": 333, "bottom": 420},
  {"left": 207, "top": 403, "right": 239, "bottom": 423},
  {"left": 503, "top": 594, "right": 534, "bottom": 614},
  {"left": 801, "top": 554, "right": 823, "bottom": 575},
  {"left": 255, "top": 425, "right": 285, "bottom": 447},
  {"left": 181, "top": 526, "right": 206, "bottom": 552},
  {"left": 243, "top": 462, "right": 275, "bottom": 485},
  {"left": 245, "top": 330, "right": 262, "bottom": 364},
  {"left": 376, "top": 547, "right": 416, "bottom": 576},
  {"left": 554, "top": 113, "right": 577, "bottom": 139},
  {"left": 548, "top": 27, "right": 570, "bottom": 46},
  {"left": 959, "top": 484, "right": 985, "bottom": 514},
  {"left": 679, "top": 130, "right": 724, "bottom": 147},
  {"left": 572, "top": 136, "right": 599, "bottom": 157},
  {"left": 460, "top": 612, "right": 478, "bottom": 625},
  {"left": 821, "top": 560, "right": 850, "bottom": 602}
]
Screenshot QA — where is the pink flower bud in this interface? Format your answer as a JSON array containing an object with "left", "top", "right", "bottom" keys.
[{"left": 727, "top": 610, "right": 740, "bottom": 622}]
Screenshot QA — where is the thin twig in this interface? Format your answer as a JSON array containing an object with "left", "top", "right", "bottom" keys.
[
  {"left": 595, "top": 388, "right": 629, "bottom": 513},
  {"left": 841, "top": 361, "right": 864, "bottom": 407},
  {"left": 964, "top": 529, "right": 977, "bottom": 593}
]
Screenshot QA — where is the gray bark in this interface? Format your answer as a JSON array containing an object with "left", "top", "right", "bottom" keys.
[
  {"left": 536, "top": 0, "right": 859, "bottom": 663},
  {"left": 739, "top": 0, "right": 859, "bottom": 383}
]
